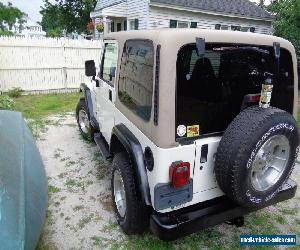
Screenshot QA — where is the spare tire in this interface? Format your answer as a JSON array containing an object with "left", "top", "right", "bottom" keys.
[{"left": 215, "top": 106, "right": 299, "bottom": 208}]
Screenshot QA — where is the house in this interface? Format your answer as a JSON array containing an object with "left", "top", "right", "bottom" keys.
[
  {"left": 90, "top": 0, "right": 273, "bottom": 38},
  {"left": 8, "top": 17, "right": 46, "bottom": 38}
]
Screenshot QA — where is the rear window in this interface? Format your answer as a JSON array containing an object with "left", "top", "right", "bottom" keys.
[{"left": 176, "top": 43, "right": 294, "bottom": 141}]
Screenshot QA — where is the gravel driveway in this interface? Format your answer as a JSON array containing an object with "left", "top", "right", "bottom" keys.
[{"left": 37, "top": 113, "right": 300, "bottom": 250}]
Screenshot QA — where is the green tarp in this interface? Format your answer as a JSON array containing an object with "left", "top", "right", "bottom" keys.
[{"left": 0, "top": 111, "right": 47, "bottom": 250}]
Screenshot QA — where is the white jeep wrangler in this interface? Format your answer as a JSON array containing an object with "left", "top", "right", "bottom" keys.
[{"left": 76, "top": 29, "right": 299, "bottom": 240}]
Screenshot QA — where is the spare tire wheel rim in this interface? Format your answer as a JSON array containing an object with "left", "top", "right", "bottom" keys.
[
  {"left": 113, "top": 170, "right": 126, "bottom": 218},
  {"left": 78, "top": 109, "right": 89, "bottom": 134},
  {"left": 250, "top": 135, "right": 290, "bottom": 192}
]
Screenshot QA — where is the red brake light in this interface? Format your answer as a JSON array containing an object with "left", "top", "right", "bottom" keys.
[
  {"left": 169, "top": 162, "right": 190, "bottom": 188},
  {"left": 247, "top": 94, "right": 261, "bottom": 103}
]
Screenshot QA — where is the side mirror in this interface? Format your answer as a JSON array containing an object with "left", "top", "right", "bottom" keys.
[
  {"left": 85, "top": 60, "right": 96, "bottom": 77},
  {"left": 109, "top": 67, "right": 116, "bottom": 81}
]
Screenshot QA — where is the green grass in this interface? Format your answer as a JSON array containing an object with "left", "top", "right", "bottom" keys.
[
  {"left": 48, "top": 185, "right": 61, "bottom": 194},
  {"left": 10, "top": 92, "right": 81, "bottom": 138},
  {"left": 13, "top": 92, "right": 81, "bottom": 120}
]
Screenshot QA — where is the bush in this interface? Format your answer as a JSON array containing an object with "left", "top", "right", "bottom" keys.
[
  {"left": 0, "top": 30, "right": 14, "bottom": 36},
  {"left": 7, "top": 87, "right": 23, "bottom": 98},
  {"left": 0, "top": 95, "right": 15, "bottom": 110}
]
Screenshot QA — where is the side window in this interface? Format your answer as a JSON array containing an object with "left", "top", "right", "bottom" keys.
[
  {"left": 118, "top": 40, "right": 154, "bottom": 121},
  {"left": 100, "top": 43, "right": 118, "bottom": 86}
]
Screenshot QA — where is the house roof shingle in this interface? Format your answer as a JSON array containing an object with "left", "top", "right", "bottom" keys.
[{"left": 150, "top": 0, "right": 273, "bottom": 20}]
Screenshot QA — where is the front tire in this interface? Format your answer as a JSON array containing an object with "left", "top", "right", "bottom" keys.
[
  {"left": 111, "top": 152, "right": 149, "bottom": 234},
  {"left": 76, "top": 98, "right": 93, "bottom": 141}
]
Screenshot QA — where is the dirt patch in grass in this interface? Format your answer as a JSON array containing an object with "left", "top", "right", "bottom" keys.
[{"left": 35, "top": 113, "right": 300, "bottom": 250}]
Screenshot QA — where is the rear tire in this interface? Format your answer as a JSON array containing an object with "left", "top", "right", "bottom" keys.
[
  {"left": 215, "top": 106, "right": 299, "bottom": 208},
  {"left": 111, "top": 152, "right": 149, "bottom": 234},
  {"left": 76, "top": 98, "right": 94, "bottom": 141}
]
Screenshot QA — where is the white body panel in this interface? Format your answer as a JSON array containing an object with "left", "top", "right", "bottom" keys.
[{"left": 96, "top": 80, "right": 116, "bottom": 142}]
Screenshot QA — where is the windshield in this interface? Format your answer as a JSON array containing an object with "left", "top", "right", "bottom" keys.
[{"left": 176, "top": 43, "right": 294, "bottom": 141}]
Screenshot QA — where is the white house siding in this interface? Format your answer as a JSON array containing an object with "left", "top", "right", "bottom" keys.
[
  {"left": 148, "top": 6, "right": 272, "bottom": 34},
  {"left": 95, "top": 0, "right": 125, "bottom": 11},
  {"left": 126, "top": 0, "right": 149, "bottom": 30},
  {"left": 102, "top": 1, "right": 128, "bottom": 17}
]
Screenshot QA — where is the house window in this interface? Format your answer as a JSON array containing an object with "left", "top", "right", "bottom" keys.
[
  {"left": 134, "top": 19, "right": 139, "bottom": 30},
  {"left": 129, "top": 19, "right": 139, "bottom": 30},
  {"left": 111, "top": 22, "right": 115, "bottom": 32},
  {"left": 231, "top": 25, "right": 241, "bottom": 31},
  {"left": 178, "top": 21, "right": 189, "bottom": 28},
  {"left": 100, "top": 43, "right": 118, "bottom": 86},
  {"left": 190, "top": 22, "right": 198, "bottom": 28},
  {"left": 170, "top": 20, "right": 194, "bottom": 28},
  {"left": 215, "top": 24, "right": 229, "bottom": 30},
  {"left": 124, "top": 20, "right": 127, "bottom": 31},
  {"left": 241, "top": 27, "right": 249, "bottom": 32},
  {"left": 216, "top": 25, "right": 255, "bottom": 32},
  {"left": 118, "top": 40, "right": 154, "bottom": 121},
  {"left": 215, "top": 24, "right": 221, "bottom": 30},
  {"left": 117, "top": 23, "right": 122, "bottom": 32},
  {"left": 170, "top": 20, "right": 177, "bottom": 28},
  {"left": 129, "top": 20, "right": 135, "bottom": 30}
]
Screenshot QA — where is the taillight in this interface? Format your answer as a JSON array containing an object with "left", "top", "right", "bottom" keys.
[
  {"left": 244, "top": 94, "right": 261, "bottom": 103},
  {"left": 169, "top": 162, "right": 190, "bottom": 188}
]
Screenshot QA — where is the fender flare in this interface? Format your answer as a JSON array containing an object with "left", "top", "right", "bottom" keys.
[
  {"left": 110, "top": 124, "right": 151, "bottom": 206},
  {"left": 80, "top": 83, "right": 93, "bottom": 119},
  {"left": 80, "top": 83, "right": 99, "bottom": 130}
]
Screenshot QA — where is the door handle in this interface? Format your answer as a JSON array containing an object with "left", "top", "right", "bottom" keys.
[
  {"left": 109, "top": 89, "right": 112, "bottom": 101},
  {"left": 200, "top": 144, "right": 208, "bottom": 163}
]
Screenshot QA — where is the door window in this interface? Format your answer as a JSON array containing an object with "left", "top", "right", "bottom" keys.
[
  {"left": 118, "top": 40, "right": 154, "bottom": 121},
  {"left": 117, "top": 23, "right": 121, "bottom": 32},
  {"left": 100, "top": 43, "right": 118, "bottom": 86}
]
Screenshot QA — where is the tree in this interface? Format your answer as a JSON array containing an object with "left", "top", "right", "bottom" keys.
[
  {"left": 40, "top": 0, "right": 97, "bottom": 37},
  {"left": 0, "top": 2, "right": 24, "bottom": 34},
  {"left": 40, "top": 0, "right": 64, "bottom": 37},
  {"left": 267, "top": 0, "right": 300, "bottom": 62}
]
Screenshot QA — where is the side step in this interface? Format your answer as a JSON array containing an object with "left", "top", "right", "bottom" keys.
[{"left": 94, "top": 133, "right": 112, "bottom": 160}]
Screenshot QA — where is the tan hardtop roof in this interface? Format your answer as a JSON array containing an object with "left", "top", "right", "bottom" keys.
[{"left": 105, "top": 29, "right": 295, "bottom": 52}]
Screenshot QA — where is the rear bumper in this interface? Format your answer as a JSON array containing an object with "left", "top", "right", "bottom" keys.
[{"left": 150, "top": 179, "right": 297, "bottom": 241}]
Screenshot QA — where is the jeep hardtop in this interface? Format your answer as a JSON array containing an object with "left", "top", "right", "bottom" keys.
[{"left": 76, "top": 29, "right": 299, "bottom": 240}]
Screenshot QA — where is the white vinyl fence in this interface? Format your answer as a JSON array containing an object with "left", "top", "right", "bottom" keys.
[{"left": 0, "top": 37, "right": 103, "bottom": 93}]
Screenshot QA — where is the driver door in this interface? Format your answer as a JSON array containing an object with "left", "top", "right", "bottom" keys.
[{"left": 95, "top": 41, "right": 118, "bottom": 143}]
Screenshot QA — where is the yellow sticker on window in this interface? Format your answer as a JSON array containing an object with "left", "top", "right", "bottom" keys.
[{"left": 187, "top": 125, "right": 200, "bottom": 138}]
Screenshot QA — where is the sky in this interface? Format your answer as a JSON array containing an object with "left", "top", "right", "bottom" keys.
[
  {"left": 0, "top": 0, "right": 271, "bottom": 23},
  {"left": 0, "top": 0, "right": 55, "bottom": 22}
]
